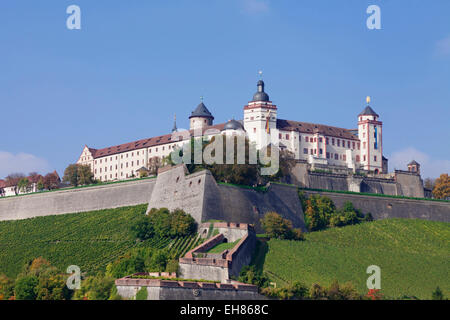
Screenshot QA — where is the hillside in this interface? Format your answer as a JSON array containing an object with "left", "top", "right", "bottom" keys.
[
  {"left": 0, "top": 205, "right": 201, "bottom": 278},
  {"left": 258, "top": 219, "right": 450, "bottom": 299}
]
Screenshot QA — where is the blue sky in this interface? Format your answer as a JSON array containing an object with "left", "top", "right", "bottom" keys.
[{"left": 0, "top": 0, "right": 449, "bottom": 179}]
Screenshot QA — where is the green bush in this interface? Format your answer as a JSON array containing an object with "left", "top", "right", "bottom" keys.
[
  {"left": 135, "top": 287, "right": 148, "bottom": 300},
  {"left": 260, "top": 212, "right": 304, "bottom": 241},
  {"left": 15, "top": 275, "right": 39, "bottom": 300},
  {"left": 131, "top": 208, "right": 197, "bottom": 241}
]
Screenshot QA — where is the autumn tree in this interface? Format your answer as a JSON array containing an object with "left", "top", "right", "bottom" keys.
[
  {"left": 5, "top": 173, "right": 25, "bottom": 195},
  {"left": 43, "top": 172, "right": 60, "bottom": 190},
  {"left": 432, "top": 174, "right": 450, "bottom": 200}
]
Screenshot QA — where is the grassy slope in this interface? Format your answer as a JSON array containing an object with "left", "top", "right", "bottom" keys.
[
  {"left": 260, "top": 219, "right": 450, "bottom": 299},
  {"left": 0, "top": 205, "right": 151, "bottom": 278}
]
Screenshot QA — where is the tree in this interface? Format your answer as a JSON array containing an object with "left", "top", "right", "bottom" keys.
[
  {"left": 63, "top": 164, "right": 79, "bottom": 186},
  {"left": 432, "top": 286, "right": 445, "bottom": 300},
  {"left": 169, "top": 209, "right": 197, "bottom": 237},
  {"left": 424, "top": 178, "right": 435, "bottom": 190},
  {"left": 43, "top": 172, "right": 60, "bottom": 190},
  {"left": 0, "top": 274, "right": 14, "bottom": 300},
  {"left": 63, "top": 164, "right": 94, "bottom": 187},
  {"left": 5, "top": 173, "right": 25, "bottom": 195},
  {"left": 432, "top": 174, "right": 450, "bottom": 200},
  {"left": 73, "top": 275, "right": 115, "bottom": 300},
  {"left": 78, "top": 164, "right": 94, "bottom": 185},
  {"left": 15, "top": 275, "right": 38, "bottom": 300},
  {"left": 37, "top": 178, "right": 44, "bottom": 191},
  {"left": 261, "top": 212, "right": 304, "bottom": 240},
  {"left": 17, "top": 177, "right": 30, "bottom": 193}
]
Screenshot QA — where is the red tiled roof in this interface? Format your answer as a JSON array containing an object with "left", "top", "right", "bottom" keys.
[
  {"left": 0, "top": 180, "right": 6, "bottom": 188},
  {"left": 277, "top": 119, "right": 359, "bottom": 141},
  {"left": 90, "top": 123, "right": 226, "bottom": 159}
]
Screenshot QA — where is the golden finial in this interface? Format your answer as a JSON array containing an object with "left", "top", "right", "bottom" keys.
[{"left": 366, "top": 96, "right": 371, "bottom": 105}]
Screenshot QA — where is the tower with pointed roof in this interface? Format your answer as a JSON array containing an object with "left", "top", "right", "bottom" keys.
[
  {"left": 243, "top": 79, "right": 279, "bottom": 150},
  {"left": 358, "top": 96, "right": 383, "bottom": 173},
  {"left": 189, "top": 98, "right": 214, "bottom": 131}
]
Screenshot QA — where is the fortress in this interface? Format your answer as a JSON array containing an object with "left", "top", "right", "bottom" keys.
[{"left": 77, "top": 79, "right": 393, "bottom": 184}]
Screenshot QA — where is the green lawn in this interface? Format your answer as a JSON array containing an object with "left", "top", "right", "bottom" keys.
[
  {"left": 207, "top": 239, "right": 241, "bottom": 254},
  {"left": 258, "top": 219, "right": 450, "bottom": 299}
]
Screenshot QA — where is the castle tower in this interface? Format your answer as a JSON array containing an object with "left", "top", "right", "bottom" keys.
[
  {"left": 243, "top": 79, "right": 278, "bottom": 150},
  {"left": 189, "top": 98, "right": 214, "bottom": 131},
  {"left": 358, "top": 96, "right": 383, "bottom": 173},
  {"left": 407, "top": 160, "right": 420, "bottom": 174}
]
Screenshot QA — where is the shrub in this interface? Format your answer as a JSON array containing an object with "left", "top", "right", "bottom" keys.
[
  {"left": 130, "top": 208, "right": 197, "bottom": 241},
  {"left": 15, "top": 275, "right": 39, "bottom": 300},
  {"left": 432, "top": 286, "right": 445, "bottom": 300},
  {"left": 238, "top": 266, "right": 270, "bottom": 288},
  {"left": 261, "top": 212, "right": 304, "bottom": 241},
  {"left": 0, "top": 274, "right": 15, "bottom": 300},
  {"left": 135, "top": 287, "right": 148, "bottom": 300}
]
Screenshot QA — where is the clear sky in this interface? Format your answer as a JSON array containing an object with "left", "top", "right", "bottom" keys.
[{"left": 0, "top": 0, "right": 449, "bottom": 179}]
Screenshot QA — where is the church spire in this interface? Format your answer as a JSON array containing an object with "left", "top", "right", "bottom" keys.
[{"left": 172, "top": 114, "right": 177, "bottom": 132}]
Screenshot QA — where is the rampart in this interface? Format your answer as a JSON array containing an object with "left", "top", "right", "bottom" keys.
[
  {"left": 0, "top": 179, "right": 155, "bottom": 221},
  {"left": 179, "top": 224, "right": 256, "bottom": 282},
  {"left": 302, "top": 190, "right": 450, "bottom": 222},
  {"left": 115, "top": 276, "right": 262, "bottom": 300}
]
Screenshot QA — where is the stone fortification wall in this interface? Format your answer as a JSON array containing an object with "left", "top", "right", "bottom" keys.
[
  {"left": 303, "top": 190, "right": 450, "bottom": 222},
  {"left": 0, "top": 179, "right": 155, "bottom": 221},
  {"left": 179, "top": 225, "right": 256, "bottom": 282},
  {"left": 115, "top": 277, "right": 262, "bottom": 300}
]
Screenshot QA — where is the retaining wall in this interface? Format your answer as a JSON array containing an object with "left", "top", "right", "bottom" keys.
[
  {"left": 303, "top": 190, "right": 450, "bottom": 222},
  {"left": 115, "top": 277, "right": 262, "bottom": 300},
  {"left": 0, "top": 179, "right": 155, "bottom": 221}
]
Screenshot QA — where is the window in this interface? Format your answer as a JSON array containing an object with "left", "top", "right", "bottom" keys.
[
  {"left": 347, "top": 141, "right": 350, "bottom": 148},
  {"left": 95, "top": 160, "right": 97, "bottom": 164},
  {"left": 100, "top": 168, "right": 102, "bottom": 173},
  {"left": 131, "top": 161, "right": 134, "bottom": 166},
  {"left": 137, "top": 151, "right": 139, "bottom": 155},
  {"left": 126, "top": 162, "right": 128, "bottom": 168},
  {"left": 310, "top": 149, "right": 313, "bottom": 155},
  {"left": 305, "top": 137, "right": 309, "bottom": 142},
  {"left": 137, "top": 160, "right": 139, "bottom": 166},
  {"left": 279, "top": 133, "right": 282, "bottom": 139},
  {"left": 100, "top": 159, "right": 102, "bottom": 163},
  {"left": 332, "top": 138, "right": 335, "bottom": 145},
  {"left": 105, "top": 158, "right": 107, "bottom": 163},
  {"left": 326, "top": 152, "right": 330, "bottom": 159},
  {"left": 319, "top": 148, "right": 323, "bottom": 155},
  {"left": 250, "top": 117, "right": 254, "bottom": 121},
  {"left": 374, "top": 142, "right": 377, "bottom": 149},
  {"left": 337, "top": 139, "right": 340, "bottom": 147},
  {"left": 303, "top": 148, "right": 308, "bottom": 154},
  {"left": 352, "top": 142, "right": 355, "bottom": 149},
  {"left": 326, "top": 138, "right": 329, "bottom": 145},
  {"left": 363, "top": 155, "right": 366, "bottom": 161},
  {"left": 286, "top": 134, "right": 289, "bottom": 140},
  {"left": 314, "top": 149, "right": 317, "bottom": 155},
  {"left": 314, "top": 137, "right": 317, "bottom": 142},
  {"left": 105, "top": 167, "right": 107, "bottom": 172},
  {"left": 121, "top": 164, "right": 123, "bottom": 169},
  {"left": 334, "top": 154, "right": 338, "bottom": 160},
  {"left": 115, "top": 165, "right": 117, "bottom": 170},
  {"left": 156, "top": 148, "right": 158, "bottom": 152},
  {"left": 253, "top": 128, "right": 256, "bottom": 133},
  {"left": 343, "top": 154, "right": 346, "bottom": 161},
  {"left": 358, "top": 143, "right": 360, "bottom": 150},
  {"left": 95, "top": 169, "right": 97, "bottom": 174},
  {"left": 374, "top": 156, "right": 377, "bottom": 162},
  {"left": 356, "top": 155, "right": 360, "bottom": 162},
  {"left": 110, "top": 166, "right": 112, "bottom": 171},
  {"left": 319, "top": 137, "right": 323, "bottom": 143}
]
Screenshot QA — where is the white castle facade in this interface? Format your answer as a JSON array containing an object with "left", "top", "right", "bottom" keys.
[{"left": 77, "top": 80, "right": 387, "bottom": 182}]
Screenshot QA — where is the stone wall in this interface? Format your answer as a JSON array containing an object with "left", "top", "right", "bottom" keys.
[
  {"left": 0, "top": 179, "right": 155, "bottom": 221},
  {"left": 303, "top": 190, "right": 450, "bottom": 222},
  {"left": 179, "top": 224, "right": 256, "bottom": 282},
  {"left": 115, "top": 277, "right": 263, "bottom": 300},
  {"left": 289, "top": 161, "right": 427, "bottom": 198}
]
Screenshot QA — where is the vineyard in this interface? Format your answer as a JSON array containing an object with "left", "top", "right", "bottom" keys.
[
  {"left": 0, "top": 204, "right": 202, "bottom": 278},
  {"left": 260, "top": 218, "right": 450, "bottom": 299}
]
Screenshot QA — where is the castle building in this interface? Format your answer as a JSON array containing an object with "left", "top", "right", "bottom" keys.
[{"left": 77, "top": 79, "right": 387, "bottom": 182}]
